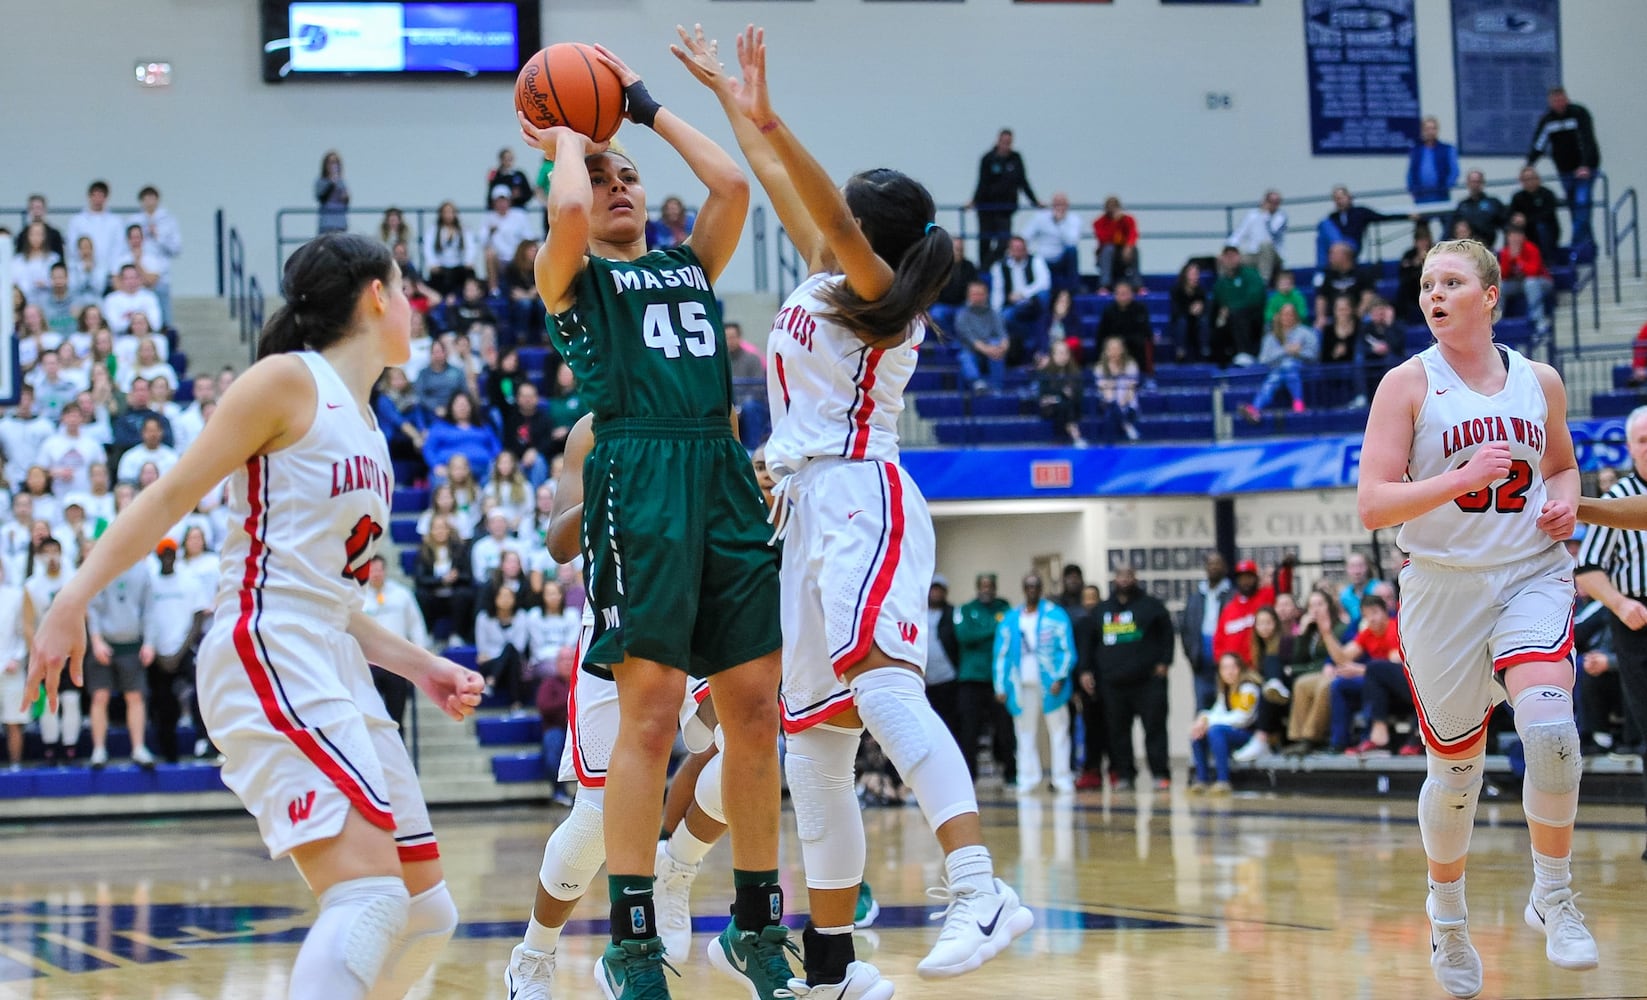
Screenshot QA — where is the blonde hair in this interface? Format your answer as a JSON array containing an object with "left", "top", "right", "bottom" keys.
[{"left": 1425, "top": 238, "right": 1501, "bottom": 322}]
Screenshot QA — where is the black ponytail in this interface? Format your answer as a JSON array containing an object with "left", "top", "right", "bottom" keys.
[
  {"left": 818, "top": 168, "right": 955, "bottom": 344},
  {"left": 257, "top": 232, "right": 395, "bottom": 360}
]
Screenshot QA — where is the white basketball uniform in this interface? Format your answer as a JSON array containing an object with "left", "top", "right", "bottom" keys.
[
  {"left": 765, "top": 273, "right": 937, "bottom": 734},
  {"left": 0, "top": 584, "right": 29, "bottom": 726},
  {"left": 194, "top": 352, "right": 437, "bottom": 862},
  {"left": 1395, "top": 344, "right": 1574, "bottom": 755},
  {"left": 559, "top": 602, "right": 713, "bottom": 788}
]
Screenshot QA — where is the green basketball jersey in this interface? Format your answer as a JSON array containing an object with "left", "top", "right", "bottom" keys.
[{"left": 547, "top": 245, "right": 732, "bottom": 422}]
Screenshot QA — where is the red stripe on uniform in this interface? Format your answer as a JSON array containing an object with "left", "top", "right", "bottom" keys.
[
  {"left": 566, "top": 658, "right": 605, "bottom": 789},
  {"left": 1397, "top": 640, "right": 1491, "bottom": 756},
  {"left": 775, "top": 353, "right": 791, "bottom": 410},
  {"left": 831, "top": 463, "right": 905, "bottom": 673},
  {"left": 1492, "top": 616, "right": 1574, "bottom": 672},
  {"left": 397, "top": 843, "right": 441, "bottom": 863},
  {"left": 848, "top": 349, "right": 885, "bottom": 460},
  {"left": 781, "top": 693, "right": 857, "bottom": 735},
  {"left": 232, "top": 457, "right": 397, "bottom": 831}
]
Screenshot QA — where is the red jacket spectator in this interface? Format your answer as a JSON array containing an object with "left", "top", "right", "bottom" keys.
[
  {"left": 1498, "top": 237, "right": 1549, "bottom": 281},
  {"left": 1632, "top": 321, "right": 1647, "bottom": 381},
  {"left": 1093, "top": 212, "right": 1139, "bottom": 250},
  {"left": 1213, "top": 561, "right": 1275, "bottom": 664},
  {"left": 1349, "top": 618, "right": 1401, "bottom": 662}
]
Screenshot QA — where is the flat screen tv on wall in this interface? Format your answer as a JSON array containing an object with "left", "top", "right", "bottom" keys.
[{"left": 260, "top": 0, "right": 541, "bottom": 82}]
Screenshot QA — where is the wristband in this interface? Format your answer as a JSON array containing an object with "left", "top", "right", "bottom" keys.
[{"left": 624, "top": 80, "right": 662, "bottom": 129}]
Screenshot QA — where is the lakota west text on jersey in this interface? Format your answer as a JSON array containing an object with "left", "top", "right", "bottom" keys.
[
  {"left": 329, "top": 455, "right": 393, "bottom": 505},
  {"left": 1440, "top": 415, "right": 1546, "bottom": 459}
]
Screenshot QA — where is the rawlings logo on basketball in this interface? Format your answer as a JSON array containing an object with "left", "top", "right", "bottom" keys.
[{"left": 517, "top": 63, "right": 560, "bottom": 126}]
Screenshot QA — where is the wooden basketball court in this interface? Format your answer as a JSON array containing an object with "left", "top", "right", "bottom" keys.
[{"left": 3, "top": 790, "right": 1644, "bottom": 998}]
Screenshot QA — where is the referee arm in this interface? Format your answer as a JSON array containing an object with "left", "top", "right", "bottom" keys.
[
  {"left": 1575, "top": 491, "right": 1647, "bottom": 631},
  {"left": 1577, "top": 494, "right": 1647, "bottom": 530}
]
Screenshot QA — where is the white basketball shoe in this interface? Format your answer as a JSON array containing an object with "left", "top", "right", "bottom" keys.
[
  {"left": 915, "top": 877, "right": 1034, "bottom": 979},
  {"left": 504, "top": 942, "right": 557, "bottom": 1000},
  {"left": 653, "top": 840, "right": 701, "bottom": 963}
]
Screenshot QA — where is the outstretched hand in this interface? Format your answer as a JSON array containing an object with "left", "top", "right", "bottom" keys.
[
  {"left": 1535, "top": 498, "right": 1576, "bottom": 543},
  {"left": 418, "top": 658, "right": 486, "bottom": 722},
  {"left": 590, "top": 44, "right": 641, "bottom": 88},
  {"left": 730, "top": 25, "right": 776, "bottom": 128},
  {"left": 24, "top": 599, "right": 87, "bottom": 715},
  {"left": 671, "top": 23, "right": 730, "bottom": 93}
]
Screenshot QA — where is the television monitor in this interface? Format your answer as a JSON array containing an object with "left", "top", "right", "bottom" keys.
[{"left": 261, "top": 1, "right": 540, "bottom": 81}]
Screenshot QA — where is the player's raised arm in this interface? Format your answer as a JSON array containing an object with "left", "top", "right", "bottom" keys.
[
  {"left": 672, "top": 23, "right": 827, "bottom": 273},
  {"left": 589, "top": 44, "right": 749, "bottom": 284},
  {"left": 523, "top": 116, "right": 604, "bottom": 314}
]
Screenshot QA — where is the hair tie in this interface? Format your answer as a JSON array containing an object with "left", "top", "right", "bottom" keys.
[{"left": 924, "top": 222, "right": 937, "bottom": 235}]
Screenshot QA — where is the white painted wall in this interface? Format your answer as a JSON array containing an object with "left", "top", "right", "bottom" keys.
[{"left": 6, "top": 0, "right": 1644, "bottom": 303}]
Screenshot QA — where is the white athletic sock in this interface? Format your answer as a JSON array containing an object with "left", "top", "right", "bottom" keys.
[
  {"left": 1428, "top": 875, "right": 1467, "bottom": 923},
  {"left": 1531, "top": 849, "right": 1572, "bottom": 903},
  {"left": 524, "top": 915, "right": 562, "bottom": 954},
  {"left": 815, "top": 923, "right": 853, "bottom": 936},
  {"left": 945, "top": 845, "right": 995, "bottom": 895},
  {"left": 668, "top": 825, "right": 714, "bottom": 867}
]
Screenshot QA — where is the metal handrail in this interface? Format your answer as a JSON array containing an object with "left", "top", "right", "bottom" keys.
[
  {"left": 1613, "top": 188, "right": 1641, "bottom": 305},
  {"left": 775, "top": 226, "right": 802, "bottom": 301},
  {"left": 751, "top": 205, "right": 768, "bottom": 293},
  {"left": 1568, "top": 258, "right": 1602, "bottom": 354}
]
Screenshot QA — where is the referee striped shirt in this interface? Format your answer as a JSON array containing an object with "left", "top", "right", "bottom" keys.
[{"left": 1575, "top": 473, "right": 1647, "bottom": 597}]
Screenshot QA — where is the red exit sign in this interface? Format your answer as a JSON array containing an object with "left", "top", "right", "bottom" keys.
[{"left": 1031, "top": 460, "right": 1073, "bottom": 489}]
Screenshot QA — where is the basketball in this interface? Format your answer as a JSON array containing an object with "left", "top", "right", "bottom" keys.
[{"left": 514, "top": 43, "right": 624, "bottom": 143}]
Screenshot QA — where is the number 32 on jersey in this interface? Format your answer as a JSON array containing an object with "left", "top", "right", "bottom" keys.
[{"left": 642, "top": 301, "right": 718, "bottom": 359}]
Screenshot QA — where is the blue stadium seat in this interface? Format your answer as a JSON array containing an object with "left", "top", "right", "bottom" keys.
[
  {"left": 175, "top": 380, "right": 194, "bottom": 404},
  {"left": 1134, "top": 414, "right": 1215, "bottom": 441},
  {"left": 0, "top": 770, "right": 34, "bottom": 798},
  {"left": 476, "top": 716, "right": 542, "bottom": 746},
  {"left": 491, "top": 752, "right": 548, "bottom": 783},
  {"left": 398, "top": 549, "right": 418, "bottom": 577},
  {"left": 971, "top": 394, "right": 1028, "bottom": 418},
  {"left": 392, "top": 487, "right": 430, "bottom": 514},
  {"left": 92, "top": 765, "right": 155, "bottom": 796},
  {"left": 391, "top": 459, "right": 421, "bottom": 484},
  {"left": 907, "top": 366, "right": 958, "bottom": 393},
  {"left": 390, "top": 519, "right": 421, "bottom": 545},
  {"left": 914, "top": 392, "right": 967, "bottom": 420},
  {"left": 1591, "top": 390, "right": 1643, "bottom": 418},
  {"left": 155, "top": 763, "right": 228, "bottom": 793},
  {"left": 169, "top": 351, "right": 189, "bottom": 376},
  {"left": 518, "top": 346, "right": 551, "bottom": 381},
  {"left": 447, "top": 645, "right": 478, "bottom": 670},
  {"left": 932, "top": 420, "right": 975, "bottom": 446},
  {"left": 33, "top": 767, "right": 94, "bottom": 797}
]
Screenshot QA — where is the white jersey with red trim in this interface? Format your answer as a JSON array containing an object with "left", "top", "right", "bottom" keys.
[
  {"left": 1396, "top": 344, "right": 1559, "bottom": 569},
  {"left": 212, "top": 351, "right": 393, "bottom": 618},
  {"left": 763, "top": 272, "right": 924, "bottom": 478}
]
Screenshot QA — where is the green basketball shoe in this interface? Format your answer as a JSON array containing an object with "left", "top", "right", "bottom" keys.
[
  {"left": 707, "top": 922, "right": 799, "bottom": 999},
  {"left": 593, "top": 936, "right": 675, "bottom": 1000}
]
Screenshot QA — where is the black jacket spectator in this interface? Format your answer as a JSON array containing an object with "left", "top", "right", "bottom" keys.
[
  {"left": 112, "top": 405, "right": 174, "bottom": 451},
  {"left": 1509, "top": 183, "right": 1563, "bottom": 257},
  {"left": 1453, "top": 192, "right": 1507, "bottom": 247},
  {"left": 1094, "top": 584, "right": 1175, "bottom": 684},
  {"left": 1527, "top": 102, "right": 1601, "bottom": 174},
  {"left": 1095, "top": 299, "right": 1154, "bottom": 373},
  {"left": 972, "top": 148, "right": 1038, "bottom": 215},
  {"left": 503, "top": 397, "right": 558, "bottom": 461},
  {"left": 938, "top": 254, "right": 978, "bottom": 308}
]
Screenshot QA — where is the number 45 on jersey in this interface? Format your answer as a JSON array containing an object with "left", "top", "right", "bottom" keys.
[{"left": 642, "top": 302, "right": 718, "bottom": 359}]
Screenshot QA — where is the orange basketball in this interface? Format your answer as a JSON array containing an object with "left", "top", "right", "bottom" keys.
[{"left": 514, "top": 43, "right": 623, "bottom": 143}]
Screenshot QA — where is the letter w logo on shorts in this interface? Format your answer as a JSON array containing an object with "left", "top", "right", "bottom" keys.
[
  {"left": 288, "top": 790, "right": 317, "bottom": 825},
  {"left": 897, "top": 621, "right": 920, "bottom": 644}
]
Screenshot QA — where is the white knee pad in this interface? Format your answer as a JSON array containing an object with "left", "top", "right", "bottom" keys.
[
  {"left": 540, "top": 795, "right": 607, "bottom": 902},
  {"left": 1514, "top": 685, "right": 1582, "bottom": 826},
  {"left": 1418, "top": 751, "right": 1484, "bottom": 865},
  {"left": 291, "top": 875, "right": 410, "bottom": 999},
  {"left": 784, "top": 724, "right": 865, "bottom": 890},
  {"left": 694, "top": 751, "right": 726, "bottom": 826},
  {"left": 365, "top": 881, "right": 458, "bottom": 1000},
  {"left": 850, "top": 667, "right": 978, "bottom": 830}
]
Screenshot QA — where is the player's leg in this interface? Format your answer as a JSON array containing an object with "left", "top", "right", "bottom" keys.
[
  {"left": 662, "top": 744, "right": 713, "bottom": 836},
  {"left": 509, "top": 787, "right": 608, "bottom": 999},
  {"left": 782, "top": 717, "right": 893, "bottom": 1000},
  {"left": 655, "top": 746, "right": 725, "bottom": 963},
  {"left": 364, "top": 720, "right": 458, "bottom": 1000},
  {"left": 605, "top": 655, "right": 688, "bottom": 946},
  {"left": 87, "top": 681, "right": 112, "bottom": 766},
  {"left": 1398, "top": 559, "right": 1500, "bottom": 999},
  {"left": 847, "top": 650, "right": 1033, "bottom": 979},
  {"left": 288, "top": 810, "right": 412, "bottom": 1000},
  {"left": 1504, "top": 660, "right": 1597, "bottom": 970},
  {"left": 1495, "top": 555, "right": 1597, "bottom": 971},
  {"left": 704, "top": 653, "right": 798, "bottom": 998}
]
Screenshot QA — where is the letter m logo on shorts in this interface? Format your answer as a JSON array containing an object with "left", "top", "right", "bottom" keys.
[
  {"left": 288, "top": 790, "right": 316, "bottom": 825},
  {"left": 602, "top": 606, "right": 621, "bottom": 629},
  {"left": 897, "top": 621, "right": 920, "bottom": 644}
]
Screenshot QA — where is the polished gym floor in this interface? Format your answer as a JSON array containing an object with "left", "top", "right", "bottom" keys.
[{"left": 2, "top": 788, "right": 1645, "bottom": 999}]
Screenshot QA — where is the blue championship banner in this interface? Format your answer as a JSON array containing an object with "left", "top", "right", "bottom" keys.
[
  {"left": 1451, "top": 0, "right": 1562, "bottom": 156},
  {"left": 905, "top": 418, "right": 1628, "bottom": 501},
  {"left": 1304, "top": 0, "right": 1421, "bottom": 155}
]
